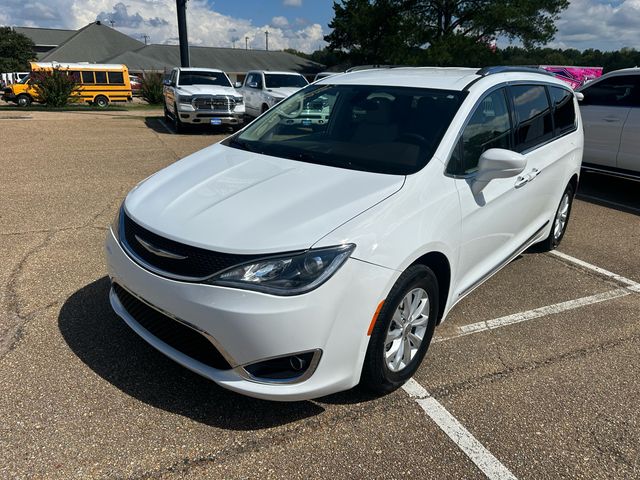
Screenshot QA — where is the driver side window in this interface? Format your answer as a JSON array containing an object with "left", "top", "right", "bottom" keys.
[{"left": 449, "top": 88, "right": 512, "bottom": 175}]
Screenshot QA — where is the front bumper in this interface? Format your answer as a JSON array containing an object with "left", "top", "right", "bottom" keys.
[{"left": 104, "top": 228, "right": 393, "bottom": 401}]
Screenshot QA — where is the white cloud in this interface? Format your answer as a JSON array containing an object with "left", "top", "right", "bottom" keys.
[
  {"left": 283, "top": 0, "right": 303, "bottom": 6},
  {"left": 271, "top": 16, "right": 289, "bottom": 27},
  {"left": 1, "top": 0, "right": 325, "bottom": 53}
]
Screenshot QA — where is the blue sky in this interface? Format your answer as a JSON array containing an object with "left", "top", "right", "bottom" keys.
[{"left": 1, "top": 0, "right": 640, "bottom": 53}]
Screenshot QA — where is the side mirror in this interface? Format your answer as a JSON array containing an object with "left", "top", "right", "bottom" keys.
[
  {"left": 234, "top": 81, "right": 242, "bottom": 88},
  {"left": 472, "top": 148, "right": 526, "bottom": 195},
  {"left": 248, "top": 82, "right": 258, "bottom": 89},
  {"left": 162, "top": 79, "right": 171, "bottom": 86}
]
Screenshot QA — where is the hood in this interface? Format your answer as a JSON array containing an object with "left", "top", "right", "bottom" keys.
[
  {"left": 265, "top": 86, "right": 301, "bottom": 98},
  {"left": 124, "top": 143, "right": 404, "bottom": 254},
  {"left": 177, "top": 85, "right": 239, "bottom": 96}
]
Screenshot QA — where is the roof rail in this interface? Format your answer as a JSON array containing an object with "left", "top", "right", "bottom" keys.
[{"left": 476, "top": 66, "right": 555, "bottom": 77}]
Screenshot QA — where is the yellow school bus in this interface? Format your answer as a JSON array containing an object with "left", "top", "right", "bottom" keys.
[{"left": 1, "top": 62, "right": 132, "bottom": 107}]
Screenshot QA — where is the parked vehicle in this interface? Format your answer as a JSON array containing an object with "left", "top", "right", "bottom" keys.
[
  {"left": 129, "top": 74, "right": 142, "bottom": 95},
  {"left": 577, "top": 68, "right": 640, "bottom": 178},
  {"left": 1, "top": 62, "right": 132, "bottom": 107},
  {"left": 163, "top": 67, "right": 244, "bottom": 133},
  {"left": 240, "top": 70, "right": 308, "bottom": 117},
  {"left": 106, "top": 66, "right": 583, "bottom": 401},
  {"left": 313, "top": 71, "right": 339, "bottom": 82}
]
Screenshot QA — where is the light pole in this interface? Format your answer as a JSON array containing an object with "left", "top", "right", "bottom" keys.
[
  {"left": 245, "top": 36, "right": 249, "bottom": 50},
  {"left": 265, "top": 31, "right": 269, "bottom": 51},
  {"left": 176, "top": 0, "right": 190, "bottom": 67}
]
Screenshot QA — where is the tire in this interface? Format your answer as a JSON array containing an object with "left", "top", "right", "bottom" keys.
[
  {"left": 16, "top": 94, "right": 31, "bottom": 107},
  {"left": 94, "top": 95, "right": 109, "bottom": 108},
  {"left": 173, "top": 107, "right": 185, "bottom": 133},
  {"left": 163, "top": 102, "right": 171, "bottom": 122},
  {"left": 360, "top": 264, "right": 439, "bottom": 394},
  {"left": 536, "top": 183, "right": 575, "bottom": 252}
]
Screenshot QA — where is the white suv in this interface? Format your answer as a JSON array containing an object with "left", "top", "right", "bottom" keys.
[
  {"left": 163, "top": 67, "right": 245, "bottom": 132},
  {"left": 240, "top": 70, "right": 308, "bottom": 117},
  {"left": 106, "top": 67, "right": 583, "bottom": 401}
]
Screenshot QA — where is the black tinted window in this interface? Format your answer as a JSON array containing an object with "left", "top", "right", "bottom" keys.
[
  {"left": 265, "top": 74, "right": 308, "bottom": 88},
  {"left": 178, "top": 71, "right": 231, "bottom": 87},
  {"left": 451, "top": 89, "right": 511, "bottom": 174},
  {"left": 94, "top": 71, "right": 107, "bottom": 84},
  {"left": 81, "top": 71, "right": 94, "bottom": 83},
  {"left": 108, "top": 72, "right": 124, "bottom": 84},
  {"left": 549, "top": 86, "right": 576, "bottom": 134},
  {"left": 511, "top": 85, "right": 553, "bottom": 152},
  {"left": 580, "top": 75, "right": 640, "bottom": 107}
]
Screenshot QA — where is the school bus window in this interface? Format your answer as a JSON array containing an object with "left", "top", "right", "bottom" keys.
[
  {"left": 95, "top": 71, "right": 107, "bottom": 84},
  {"left": 81, "top": 71, "right": 94, "bottom": 83},
  {"left": 108, "top": 71, "right": 124, "bottom": 84}
]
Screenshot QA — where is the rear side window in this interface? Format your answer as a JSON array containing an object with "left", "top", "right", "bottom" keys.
[
  {"left": 94, "top": 71, "right": 107, "bottom": 84},
  {"left": 580, "top": 75, "right": 640, "bottom": 107},
  {"left": 81, "top": 71, "right": 94, "bottom": 84},
  {"left": 549, "top": 87, "right": 576, "bottom": 135},
  {"left": 108, "top": 72, "right": 124, "bottom": 84},
  {"left": 511, "top": 85, "right": 553, "bottom": 152},
  {"left": 449, "top": 88, "right": 511, "bottom": 174}
]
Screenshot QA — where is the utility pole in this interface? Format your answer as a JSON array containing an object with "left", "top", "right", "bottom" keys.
[
  {"left": 109, "top": 19, "right": 115, "bottom": 28},
  {"left": 232, "top": 39, "right": 236, "bottom": 49},
  {"left": 265, "top": 31, "right": 269, "bottom": 51},
  {"left": 176, "top": 0, "right": 190, "bottom": 67},
  {"left": 141, "top": 34, "right": 149, "bottom": 45},
  {"left": 245, "top": 36, "right": 249, "bottom": 50}
]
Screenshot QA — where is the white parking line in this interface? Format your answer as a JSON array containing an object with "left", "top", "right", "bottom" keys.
[
  {"left": 402, "top": 379, "right": 518, "bottom": 480},
  {"left": 434, "top": 288, "right": 631, "bottom": 342},
  {"left": 158, "top": 119, "right": 175, "bottom": 134},
  {"left": 551, "top": 250, "right": 640, "bottom": 292}
]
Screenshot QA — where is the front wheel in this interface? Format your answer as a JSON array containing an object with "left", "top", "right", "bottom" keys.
[
  {"left": 536, "top": 183, "right": 575, "bottom": 251},
  {"left": 16, "top": 94, "right": 31, "bottom": 107},
  {"left": 360, "top": 265, "right": 439, "bottom": 394},
  {"left": 94, "top": 95, "right": 109, "bottom": 108}
]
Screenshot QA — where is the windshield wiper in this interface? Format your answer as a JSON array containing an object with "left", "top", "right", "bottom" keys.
[{"left": 228, "top": 138, "right": 258, "bottom": 153}]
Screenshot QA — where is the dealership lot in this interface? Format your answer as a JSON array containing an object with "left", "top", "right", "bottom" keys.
[{"left": 0, "top": 110, "right": 638, "bottom": 479}]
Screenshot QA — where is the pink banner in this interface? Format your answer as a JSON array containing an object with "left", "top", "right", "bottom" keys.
[{"left": 540, "top": 66, "right": 603, "bottom": 89}]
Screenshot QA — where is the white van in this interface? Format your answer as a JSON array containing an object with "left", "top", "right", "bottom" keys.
[{"left": 106, "top": 66, "right": 583, "bottom": 401}]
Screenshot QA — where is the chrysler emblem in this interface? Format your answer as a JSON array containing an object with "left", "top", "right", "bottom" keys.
[{"left": 135, "top": 235, "right": 188, "bottom": 260}]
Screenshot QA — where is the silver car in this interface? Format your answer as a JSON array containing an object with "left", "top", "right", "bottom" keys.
[{"left": 577, "top": 68, "right": 640, "bottom": 178}]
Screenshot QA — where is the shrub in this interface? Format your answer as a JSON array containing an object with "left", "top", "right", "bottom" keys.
[
  {"left": 140, "top": 72, "right": 164, "bottom": 104},
  {"left": 30, "top": 67, "right": 79, "bottom": 107}
]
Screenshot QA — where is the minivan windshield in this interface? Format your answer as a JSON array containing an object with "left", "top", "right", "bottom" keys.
[
  {"left": 265, "top": 74, "right": 308, "bottom": 89},
  {"left": 225, "top": 84, "right": 466, "bottom": 175},
  {"left": 179, "top": 71, "right": 231, "bottom": 87}
]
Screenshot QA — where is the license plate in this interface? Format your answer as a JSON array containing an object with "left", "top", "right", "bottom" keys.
[
  {"left": 302, "top": 119, "right": 312, "bottom": 126},
  {"left": 210, "top": 118, "right": 222, "bottom": 125}
]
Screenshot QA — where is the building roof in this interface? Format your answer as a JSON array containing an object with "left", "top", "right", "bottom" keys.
[
  {"left": 41, "top": 22, "right": 144, "bottom": 63},
  {"left": 103, "top": 44, "right": 324, "bottom": 74},
  {"left": 14, "top": 26, "right": 76, "bottom": 47}
]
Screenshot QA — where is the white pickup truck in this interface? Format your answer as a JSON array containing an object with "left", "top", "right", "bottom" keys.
[
  {"left": 163, "top": 67, "right": 245, "bottom": 132},
  {"left": 240, "top": 70, "right": 308, "bottom": 117}
]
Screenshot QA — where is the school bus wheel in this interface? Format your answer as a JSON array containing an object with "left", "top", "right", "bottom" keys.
[
  {"left": 16, "top": 94, "right": 32, "bottom": 107},
  {"left": 94, "top": 95, "right": 109, "bottom": 108}
]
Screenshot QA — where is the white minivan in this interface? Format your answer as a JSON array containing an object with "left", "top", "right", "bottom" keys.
[{"left": 105, "top": 67, "right": 583, "bottom": 401}]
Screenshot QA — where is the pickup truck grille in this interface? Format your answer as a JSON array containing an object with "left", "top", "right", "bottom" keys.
[{"left": 193, "top": 95, "right": 236, "bottom": 112}]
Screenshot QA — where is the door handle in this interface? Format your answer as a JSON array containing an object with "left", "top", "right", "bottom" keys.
[
  {"left": 528, "top": 168, "right": 540, "bottom": 181},
  {"left": 603, "top": 116, "right": 620, "bottom": 123},
  {"left": 515, "top": 175, "right": 529, "bottom": 188}
]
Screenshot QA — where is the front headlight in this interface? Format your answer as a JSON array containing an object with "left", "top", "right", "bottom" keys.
[
  {"left": 234, "top": 96, "right": 243, "bottom": 104},
  {"left": 206, "top": 244, "right": 355, "bottom": 295}
]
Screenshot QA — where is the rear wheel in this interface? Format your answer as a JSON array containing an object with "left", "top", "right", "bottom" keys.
[
  {"left": 16, "top": 94, "right": 31, "bottom": 107},
  {"left": 360, "top": 265, "right": 439, "bottom": 394},
  {"left": 536, "top": 183, "right": 575, "bottom": 251},
  {"left": 94, "top": 95, "right": 109, "bottom": 108}
]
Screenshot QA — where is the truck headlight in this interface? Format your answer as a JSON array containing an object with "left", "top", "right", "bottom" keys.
[{"left": 206, "top": 244, "right": 355, "bottom": 295}]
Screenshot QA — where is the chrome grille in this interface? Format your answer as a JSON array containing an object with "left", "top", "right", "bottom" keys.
[{"left": 193, "top": 95, "right": 236, "bottom": 112}]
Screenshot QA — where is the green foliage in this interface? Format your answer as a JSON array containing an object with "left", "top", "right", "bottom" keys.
[
  {"left": 0, "top": 27, "right": 36, "bottom": 72},
  {"left": 140, "top": 72, "right": 164, "bottom": 104},
  {"left": 31, "top": 68, "right": 80, "bottom": 107},
  {"left": 326, "top": 0, "right": 569, "bottom": 66}
]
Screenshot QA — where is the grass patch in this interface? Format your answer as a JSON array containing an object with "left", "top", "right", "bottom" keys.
[{"left": 0, "top": 102, "right": 162, "bottom": 112}]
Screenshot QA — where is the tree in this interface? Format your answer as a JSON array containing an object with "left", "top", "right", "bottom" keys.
[
  {"left": 0, "top": 27, "right": 36, "bottom": 72},
  {"left": 325, "top": 0, "right": 569, "bottom": 66},
  {"left": 30, "top": 68, "right": 80, "bottom": 107}
]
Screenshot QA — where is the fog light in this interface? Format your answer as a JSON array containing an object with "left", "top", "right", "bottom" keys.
[{"left": 243, "top": 350, "right": 320, "bottom": 382}]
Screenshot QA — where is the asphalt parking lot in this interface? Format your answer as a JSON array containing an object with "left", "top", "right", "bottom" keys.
[{"left": 1, "top": 109, "right": 639, "bottom": 479}]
